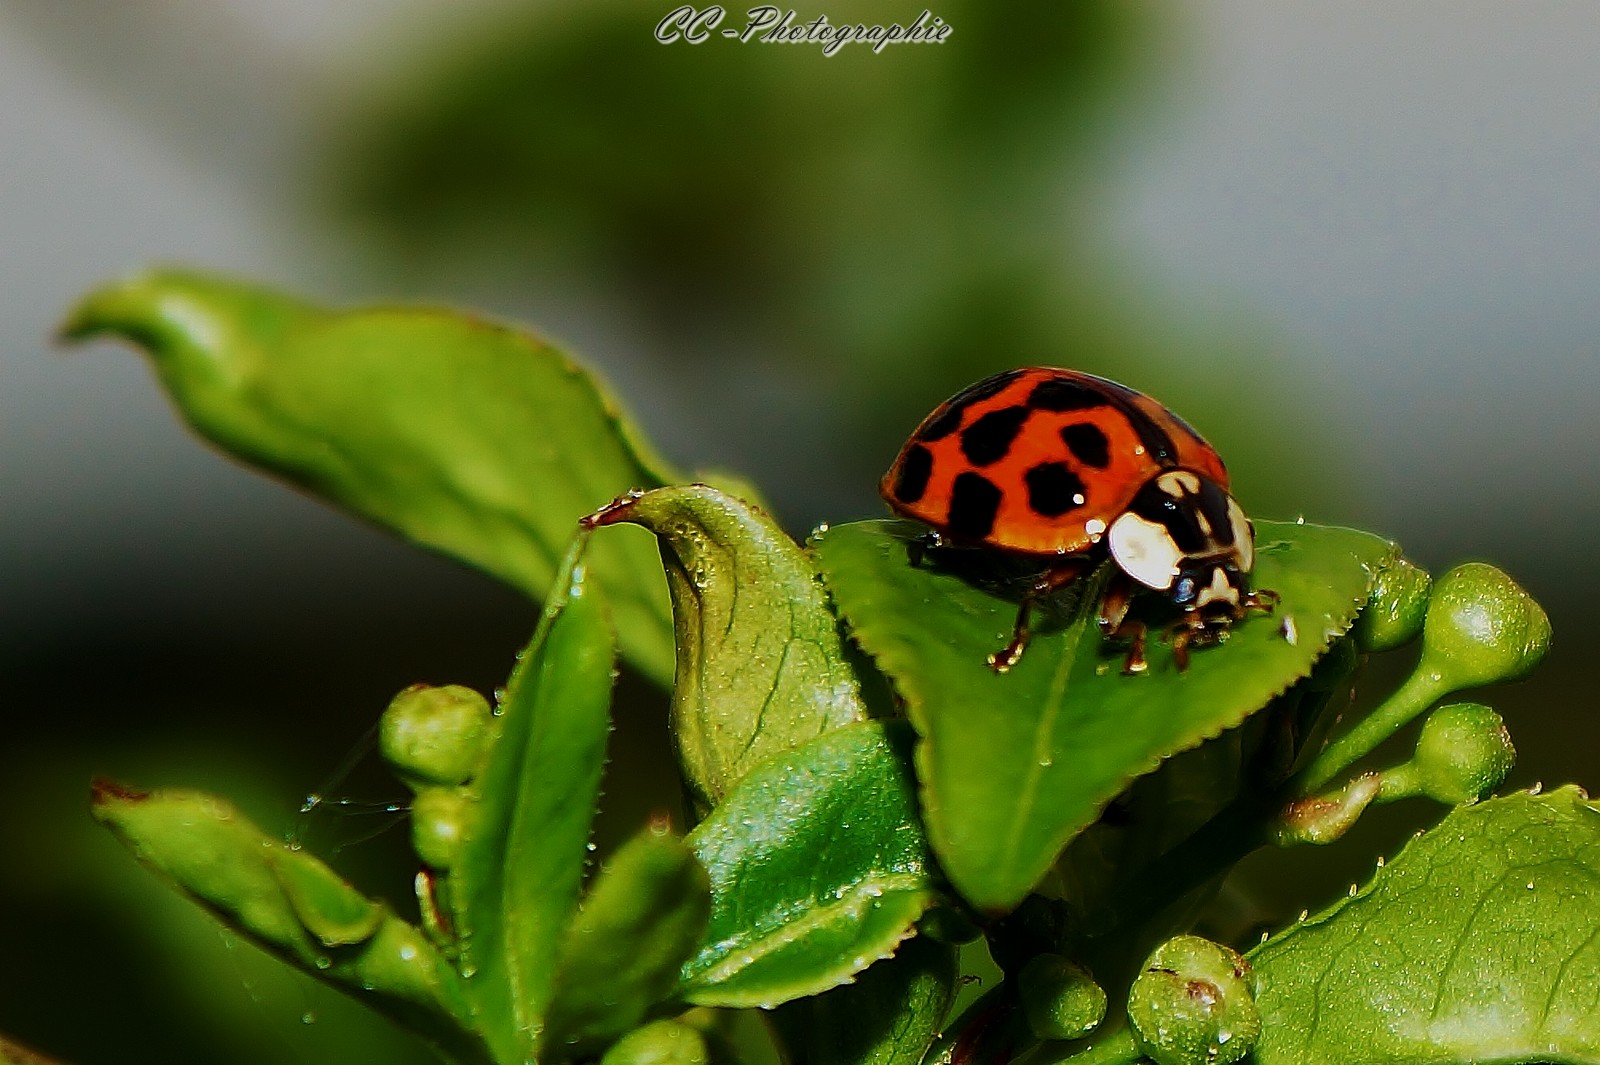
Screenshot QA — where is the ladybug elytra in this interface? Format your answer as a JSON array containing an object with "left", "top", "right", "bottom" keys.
[{"left": 880, "top": 367, "right": 1276, "bottom": 673}]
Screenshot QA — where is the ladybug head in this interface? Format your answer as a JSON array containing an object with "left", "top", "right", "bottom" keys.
[
  {"left": 1170, "top": 560, "right": 1249, "bottom": 614},
  {"left": 1107, "top": 470, "right": 1255, "bottom": 609}
]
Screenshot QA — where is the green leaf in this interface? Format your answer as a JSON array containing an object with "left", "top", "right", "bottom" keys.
[
  {"left": 770, "top": 935, "right": 958, "bottom": 1065},
  {"left": 542, "top": 827, "right": 712, "bottom": 1058},
  {"left": 448, "top": 535, "right": 618, "bottom": 1061},
  {"left": 679, "top": 721, "right": 935, "bottom": 1009},
  {"left": 60, "top": 269, "right": 676, "bottom": 684},
  {"left": 813, "top": 519, "right": 1396, "bottom": 913},
  {"left": 1250, "top": 785, "right": 1600, "bottom": 1064},
  {"left": 587, "top": 485, "right": 869, "bottom": 811},
  {"left": 90, "top": 781, "right": 488, "bottom": 1064}
]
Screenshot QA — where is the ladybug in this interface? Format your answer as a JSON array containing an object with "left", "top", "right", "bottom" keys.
[{"left": 880, "top": 367, "right": 1276, "bottom": 673}]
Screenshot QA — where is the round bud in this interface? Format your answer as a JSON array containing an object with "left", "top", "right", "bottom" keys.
[
  {"left": 1127, "top": 936, "right": 1260, "bottom": 1065},
  {"left": 380, "top": 684, "right": 493, "bottom": 788},
  {"left": 600, "top": 1020, "right": 709, "bottom": 1065},
  {"left": 1017, "top": 953, "right": 1106, "bottom": 1041},
  {"left": 1352, "top": 558, "right": 1432, "bottom": 653},
  {"left": 1412, "top": 702, "right": 1515, "bottom": 804},
  {"left": 1418, "top": 563, "right": 1551, "bottom": 690},
  {"left": 917, "top": 906, "right": 982, "bottom": 945},
  {"left": 410, "top": 788, "right": 473, "bottom": 870}
]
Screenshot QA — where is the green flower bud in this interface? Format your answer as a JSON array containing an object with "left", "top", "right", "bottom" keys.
[
  {"left": 380, "top": 684, "right": 492, "bottom": 788},
  {"left": 1352, "top": 558, "right": 1432, "bottom": 653},
  {"left": 600, "top": 1020, "right": 709, "bottom": 1065},
  {"left": 1418, "top": 563, "right": 1551, "bottom": 690},
  {"left": 1017, "top": 953, "right": 1106, "bottom": 1041},
  {"left": 1410, "top": 702, "right": 1515, "bottom": 804},
  {"left": 1127, "top": 936, "right": 1260, "bottom": 1065},
  {"left": 410, "top": 787, "right": 474, "bottom": 870},
  {"left": 1296, "top": 564, "right": 1547, "bottom": 798},
  {"left": 1273, "top": 772, "right": 1383, "bottom": 846}
]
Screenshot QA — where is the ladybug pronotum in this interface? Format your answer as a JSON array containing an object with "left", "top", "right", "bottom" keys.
[{"left": 880, "top": 367, "right": 1276, "bottom": 673}]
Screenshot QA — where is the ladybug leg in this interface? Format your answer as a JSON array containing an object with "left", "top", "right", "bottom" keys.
[
  {"left": 1242, "top": 587, "right": 1279, "bottom": 615},
  {"left": 1097, "top": 572, "right": 1149, "bottom": 675},
  {"left": 1171, "top": 621, "right": 1200, "bottom": 671},
  {"left": 907, "top": 530, "right": 946, "bottom": 568},
  {"left": 987, "top": 559, "right": 1087, "bottom": 673}
]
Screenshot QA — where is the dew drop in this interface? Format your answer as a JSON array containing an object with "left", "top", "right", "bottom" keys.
[
  {"left": 1375, "top": 855, "right": 1385, "bottom": 868},
  {"left": 1297, "top": 909, "right": 1309, "bottom": 923},
  {"left": 1348, "top": 883, "right": 1358, "bottom": 897},
  {"left": 314, "top": 956, "right": 332, "bottom": 971},
  {"left": 301, "top": 1011, "right": 317, "bottom": 1025}
]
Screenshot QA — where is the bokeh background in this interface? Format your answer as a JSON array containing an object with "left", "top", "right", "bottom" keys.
[{"left": 4, "top": 2, "right": 1598, "bottom": 1061}]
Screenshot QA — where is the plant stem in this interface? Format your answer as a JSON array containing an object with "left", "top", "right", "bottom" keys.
[{"left": 1294, "top": 668, "right": 1444, "bottom": 795}]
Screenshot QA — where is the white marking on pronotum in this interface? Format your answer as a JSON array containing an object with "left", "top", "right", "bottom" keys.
[
  {"left": 1108, "top": 511, "right": 1182, "bottom": 590},
  {"left": 1156, "top": 470, "right": 1202, "bottom": 497},
  {"left": 1228, "top": 496, "right": 1255, "bottom": 570},
  {"left": 1195, "top": 566, "right": 1238, "bottom": 609}
]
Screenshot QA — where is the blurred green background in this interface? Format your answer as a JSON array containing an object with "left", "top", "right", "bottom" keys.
[{"left": 3, "top": 2, "right": 1597, "bottom": 1062}]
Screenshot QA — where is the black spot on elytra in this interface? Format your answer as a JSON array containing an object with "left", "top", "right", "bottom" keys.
[
  {"left": 1060, "top": 423, "right": 1110, "bottom": 469},
  {"left": 1028, "top": 377, "right": 1108, "bottom": 412},
  {"left": 960, "top": 405, "right": 1030, "bottom": 466},
  {"left": 891, "top": 444, "right": 934, "bottom": 503},
  {"left": 947, "top": 472, "right": 1003, "bottom": 539},
  {"left": 1024, "top": 462, "right": 1087, "bottom": 517},
  {"left": 915, "top": 369, "right": 1023, "bottom": 441}
]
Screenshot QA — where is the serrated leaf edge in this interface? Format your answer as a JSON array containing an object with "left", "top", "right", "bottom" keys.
[{"left": 680, "top": 878, "right": 932, "bottom": 1009}]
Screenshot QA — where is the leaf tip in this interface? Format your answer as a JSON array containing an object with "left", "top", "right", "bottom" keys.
[
  {"left": 88, "top": 775, "right": 149, "bottom": 812},
  {"left": 580, "top": 489, "right": 648, "bottom": 529}
]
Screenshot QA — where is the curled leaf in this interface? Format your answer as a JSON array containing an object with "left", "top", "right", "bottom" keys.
[{"left": 587, "top": 485, "right": 868, "bottom": 811}]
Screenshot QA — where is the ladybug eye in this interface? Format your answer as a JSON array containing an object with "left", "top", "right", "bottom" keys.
[
  {"left": 1227, "top": 496, "right": 1254, "bottom": 572},
  {"left": 1108, "top": 512, "right": 1182, "bottom": 592}
]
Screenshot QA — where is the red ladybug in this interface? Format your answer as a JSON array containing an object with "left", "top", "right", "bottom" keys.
[{"left": 881, "top": 368, "right": 1275, "bottom": 672}]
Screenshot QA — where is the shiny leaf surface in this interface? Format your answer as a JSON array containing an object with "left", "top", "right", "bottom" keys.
[
  {"left": 62, "top": 269, "right": 676, "bottom": 683},
  {"left": 814, "top": 519, "right": 1396, "bottom": 912},
  {"left": 90, "top": 782, "right": 486, "bottom": 1063},
  {"left": 1251, "top": 786, "right": 1600, "bottom": 1064},
  {"left": 542, "top": 827, "right": 711, "bottom": 1058},
  {"left": 448, "top": 537, "right": 617, "bottom": 1061},
  {"left": 679, "top": 721, "right": 934, "bottom": 1008}
]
